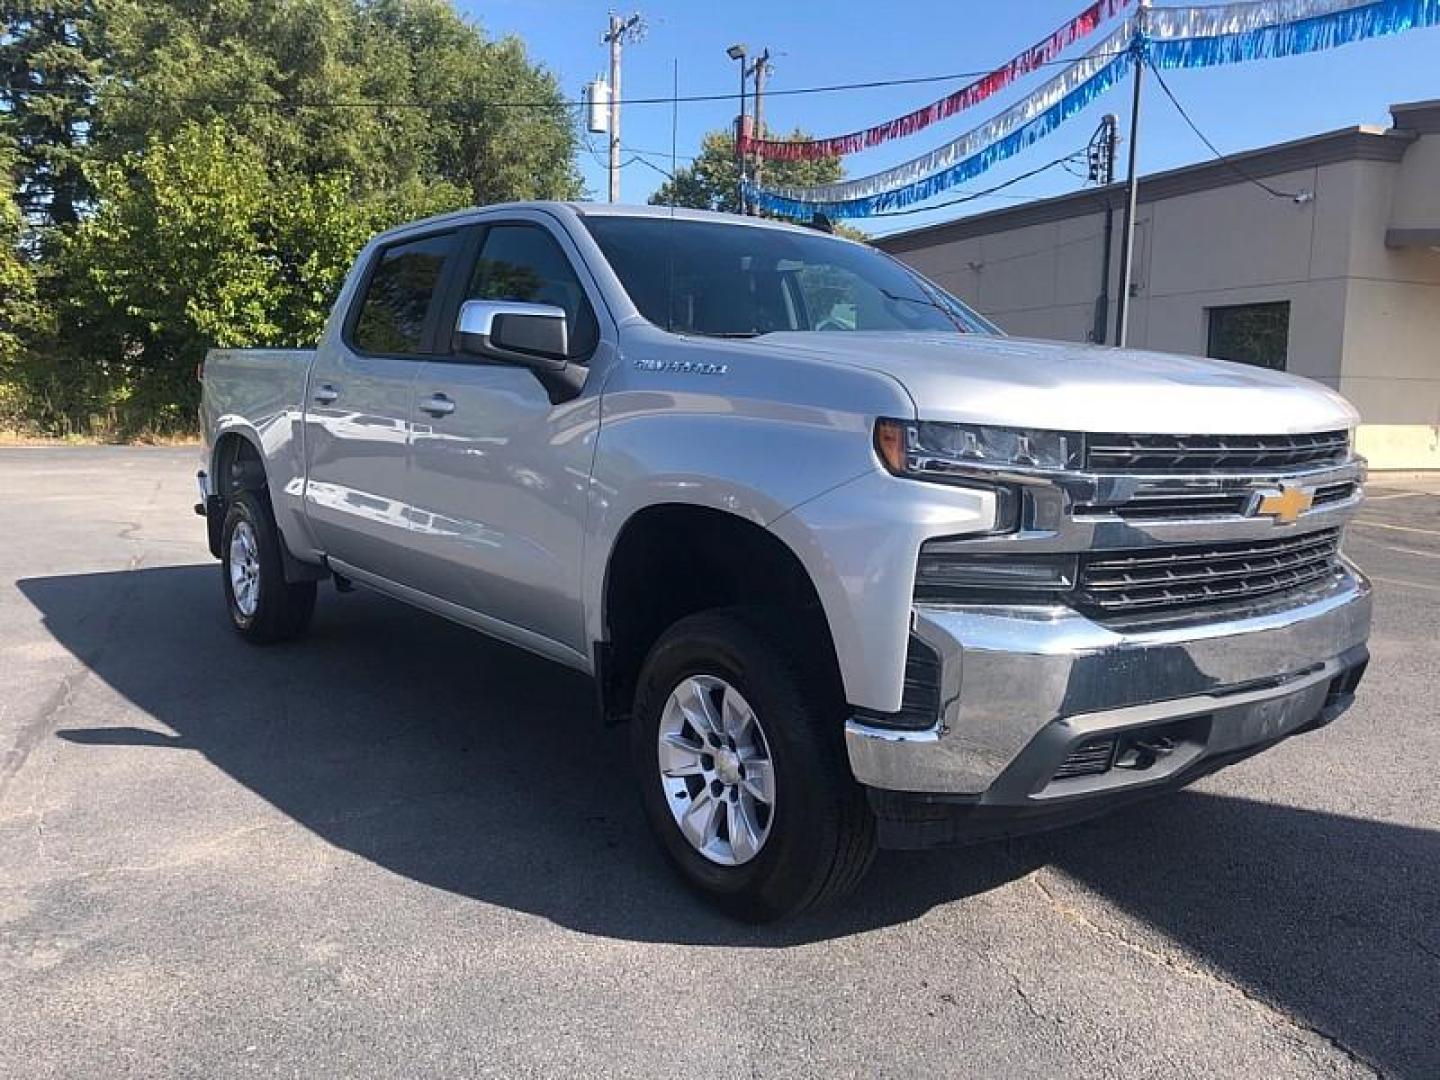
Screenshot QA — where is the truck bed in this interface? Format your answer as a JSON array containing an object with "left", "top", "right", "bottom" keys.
[{"left": 201, "top": 348, "right": 315, "bottom": 438}]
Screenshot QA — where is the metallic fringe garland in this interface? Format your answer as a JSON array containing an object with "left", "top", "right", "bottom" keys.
[
  {"left": 751, "top": 20, "right": 1137, "bottom": 209},
  {"left": 1147, "top": 0, "right": 1440, "bottom": 67},
  {"left": 741, "top": 0, "right": 1132, "bottom": 162},
  {"left": 745, "top": 52, "right": 1133, "bottom": 219},
  {"left": 747, "top": 0, "right": 1440, "bottom": 220}
]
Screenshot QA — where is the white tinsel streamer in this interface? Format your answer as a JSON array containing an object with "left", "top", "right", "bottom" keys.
[
  {"left": 761, "top": 17, "right": 1137, "bottom": 205},
  {"left": 1146, "top": 0, "right": 1379, "bottom": 39}
]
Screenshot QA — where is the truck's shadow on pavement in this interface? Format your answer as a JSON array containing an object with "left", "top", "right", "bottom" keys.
[{"left": 21, "top": 564, "right": 1440, "bottom": 1077}]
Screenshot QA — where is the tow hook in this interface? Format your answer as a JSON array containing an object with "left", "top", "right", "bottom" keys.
[{"left": 1114, "top": 735, "right": 1177, "bottom": 771}]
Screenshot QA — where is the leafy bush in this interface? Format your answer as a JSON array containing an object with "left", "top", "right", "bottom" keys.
[{"left": 1, "top": 0, "right": 579, "bottom": 439}]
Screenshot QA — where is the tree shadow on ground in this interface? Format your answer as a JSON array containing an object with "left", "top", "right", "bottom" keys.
[{"left": 21, "top": 564, "right": 1440, "bottom": 1077}]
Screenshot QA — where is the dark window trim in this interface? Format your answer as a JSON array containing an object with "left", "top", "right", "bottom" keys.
[
  {"left": 431, "top": 218, "right": 601, "bottom": 366},
  {"left": 342, "top": 227, "right": 465, "bottom": 361},
  {"left": 425, "top": 224, "right": 490, "bottom": 366}
]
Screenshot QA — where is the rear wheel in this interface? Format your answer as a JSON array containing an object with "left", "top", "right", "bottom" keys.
[
  {"left": 221, "top": 490, "right": 316, "bottom": 644},
  {"left": 631, "top": 608, "right": 876, "bottom": 921}
]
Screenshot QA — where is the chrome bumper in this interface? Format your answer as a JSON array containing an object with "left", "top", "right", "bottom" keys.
[{"left": 846, "top": 566, "right": 1372, "bottom": 797}]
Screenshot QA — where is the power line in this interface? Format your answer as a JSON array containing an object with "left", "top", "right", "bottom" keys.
[
  {"left": 583, "top": 133, "right": 674, "bottom": 181},
  {"left": 1146, "top": 60, "right": 1304, "bottom": 201},
  {"left": 623, "top": 142, "right": 695, "bottom": 163},
  {"left": 8, "top": 48, "right": 1132, "bottom": 112}
]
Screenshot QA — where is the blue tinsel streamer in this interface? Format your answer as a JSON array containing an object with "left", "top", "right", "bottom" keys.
[
  {"left": 746, "top": 52, "right": 1134, "bottom": 220},
  {"left": 1150, "top": 0, "right": 1440, "bottom": 68},
  {"left": 748, "top": 0, "right": 1440, "bottom": 220}
]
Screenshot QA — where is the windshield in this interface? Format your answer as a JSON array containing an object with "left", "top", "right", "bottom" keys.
[{"left": 582, "top": 216, "right": 998, "bottom": 338}]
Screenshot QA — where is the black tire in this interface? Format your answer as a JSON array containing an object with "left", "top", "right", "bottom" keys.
[
  {"left": 631, "top": 608, "right": 876, "bottom": 922},
  {"left": 220, "top": 490, "right": 317, "bottom": 644}
]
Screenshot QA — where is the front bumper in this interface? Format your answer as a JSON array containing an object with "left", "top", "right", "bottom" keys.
[{"left": 846, "top": 566, "right": 1371, "bottom": 841}]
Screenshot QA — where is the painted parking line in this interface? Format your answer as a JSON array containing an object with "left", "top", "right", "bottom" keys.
[
  {"left": 1352, "top": 519, "right": 1440, "bottom": 538},
  {"left": 1348, "top": 534, "right": 1440, "bottom": 561},
  {"left": 1363, "top": 573, "right": 1440, "bottom": 594},
  {"left": 1365, "top": 491, "right": 1430, "bottom": 501}
]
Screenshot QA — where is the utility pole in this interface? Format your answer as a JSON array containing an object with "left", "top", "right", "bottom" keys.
[
  {"left": 1089, "top": 114, "right": 1119, "bottom": 344},
  {"left": 749, "top": 47, "right": 771, "bottom": 211},
  {"left": 603, "top": 13, "right": 644, "bottom": 203},
  {"left": 727, "top": 44, "right": 749, "bottom": 214},
  {"left": 1115, "top": 0, "right": 1148, "bottom": 348}
]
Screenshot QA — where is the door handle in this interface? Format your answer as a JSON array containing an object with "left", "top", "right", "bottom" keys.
[
  {"left": 313, "top": 383, "right": 339, "bottom": 405},
  {"left": 419, "top": 393, "right": 456, "bottom": 418}
]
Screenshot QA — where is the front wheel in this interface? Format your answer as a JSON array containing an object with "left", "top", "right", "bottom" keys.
[
  {"left": 220, "top": 490, "right": 317, "bottom": 644},
  {"left": 631, "top": 609, "right": 876, "bottom": 921}
]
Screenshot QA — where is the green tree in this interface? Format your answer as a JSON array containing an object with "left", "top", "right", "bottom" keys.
[
  {"left": 95, "top": 0, "right": 580, "bottom": 204},
  {"left": 51, "top": 120, "right": 466, "bottom": 435},
  {"left": 0, "top": 137, "right": 38, "bottom": 363},
  {"left": 3, "top": 0, "right": 582, "bottom": 437},
  {"left": 0, "top": 0, "right": 103, "bottom": 225},
  {"left": 649, "top": 128, "right": 843, "bottom": 216}
]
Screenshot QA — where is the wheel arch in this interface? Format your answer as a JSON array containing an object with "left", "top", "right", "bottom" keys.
[
  {"left": 209, "top": 423, "right": 325, "bottom": 582},
  {"left": 593, "top": 502, "right": 844, "bottom": 727}
]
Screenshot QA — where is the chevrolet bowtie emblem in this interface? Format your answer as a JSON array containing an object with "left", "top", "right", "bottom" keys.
[{"left": 1255, "top": 484, "right": 1315, "bottom": 524}]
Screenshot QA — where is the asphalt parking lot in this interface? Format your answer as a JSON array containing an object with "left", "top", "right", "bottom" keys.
[{"left": 1, "top": 446, "right": 1436, "bottom": 1079}]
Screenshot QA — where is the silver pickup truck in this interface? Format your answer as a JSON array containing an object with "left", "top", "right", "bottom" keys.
[{"left": 199, "top": 203, "right": 1371, "bottom": 921}]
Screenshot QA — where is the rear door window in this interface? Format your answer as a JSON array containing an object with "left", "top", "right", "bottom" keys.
[{"left": 351, "top": 232, "right": 460, "bottom": 356}]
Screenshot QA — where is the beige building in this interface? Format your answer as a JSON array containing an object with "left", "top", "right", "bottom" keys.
[{"left": 877, "top": 99, "right": 1440, "bottom": 470}]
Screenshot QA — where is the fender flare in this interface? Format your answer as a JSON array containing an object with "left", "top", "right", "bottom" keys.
[{"left": 209, "top": 421, "right": 326, "bottom": 583}]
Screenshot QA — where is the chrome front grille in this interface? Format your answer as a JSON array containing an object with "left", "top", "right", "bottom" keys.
[
  {"left": 1076, "top": 528, "right": 1343, "bottom": 615},
  {"left": 1084, "top": 430, "right": 1350, "bottom": 474},
  {"left": 1074, "top": 488, "right": 1252, "bottom": 521},
  {"left": 1074, "top": 480, "right": 1360, "bottom": 522}
]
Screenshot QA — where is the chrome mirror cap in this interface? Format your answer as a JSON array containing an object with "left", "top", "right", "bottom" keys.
[{"left": 455, "top": 299, "right": 568, "bottom": 370}]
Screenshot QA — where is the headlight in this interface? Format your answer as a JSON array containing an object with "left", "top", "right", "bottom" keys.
[{"left": 875, "top": 419, "right": 1083, "bottom": 479}]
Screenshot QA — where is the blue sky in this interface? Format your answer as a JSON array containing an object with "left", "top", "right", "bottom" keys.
[{"left": 457, "top": 0, "right": 1439, "bottom": 237}]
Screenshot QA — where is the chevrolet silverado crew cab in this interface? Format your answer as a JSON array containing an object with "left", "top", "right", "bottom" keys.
[{"left": 199, "top": 203, "right": 1371, "bottom": 921}]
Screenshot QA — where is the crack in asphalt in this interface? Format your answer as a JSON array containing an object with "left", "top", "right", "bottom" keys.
[
  {"left": 1027, "top": 869, "right": 1382, "bottom": 1078},
  {"left": 4, "top": 484, "right": 164, "bottom": 855},
  {"left": 1001, "top": 966, "right": 1051, "bottom": 1026},
  {"left": 0, "top": 665, "right": 91, "bottom": 803}
]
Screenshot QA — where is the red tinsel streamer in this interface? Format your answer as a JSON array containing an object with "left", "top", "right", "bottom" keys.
[{"left": 741, "top": 0, "right": 1131, "bottom": 161}]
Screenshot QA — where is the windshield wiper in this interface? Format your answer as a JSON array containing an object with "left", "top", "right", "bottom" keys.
[
  {"left": 879, "top": 287, "right": 968, "bottom": 333},
  {"left": 685, "top": 329, "right": 765, "bottom": 339}
]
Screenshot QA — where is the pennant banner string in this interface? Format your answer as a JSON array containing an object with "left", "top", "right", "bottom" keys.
[
  {"left": 740, "top": 0, "right": 1133, "bottom": 162},
  {"left": 747, "top": 0, "right": 1440, "bottom": 220}
]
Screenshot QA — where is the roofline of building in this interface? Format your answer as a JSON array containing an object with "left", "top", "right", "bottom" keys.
[
  {"left": 874, "top": 122, "right": 1417, "bottom": 253},
  {"left": 1390, "top": 98, "right": 1440, "bottom": 134}
]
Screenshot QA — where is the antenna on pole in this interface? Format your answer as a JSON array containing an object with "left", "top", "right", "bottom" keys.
[
  {"left": 602, "top": 12, "right": 646, "bottom": 203},
  {"left": 669, "top": 57, "right": 679, "bottom": 208},
  {"left": 1090, "top": 113, "right": 1119, "bottom": 344},
  {"left": 748, "top": 47, "right": 771, "bottom": 214}
]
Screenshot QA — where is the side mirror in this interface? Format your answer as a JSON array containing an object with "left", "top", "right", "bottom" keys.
[{"left": 455, "top": 299, "right": 568, "bottom": 371}]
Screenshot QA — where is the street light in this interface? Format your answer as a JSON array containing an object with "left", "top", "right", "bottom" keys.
[{"left": 727, "top": 44, "right": 748, "bottom": 214}]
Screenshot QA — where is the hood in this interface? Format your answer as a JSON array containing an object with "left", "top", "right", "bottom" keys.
[{"left": 755, "top": 332, "right": 1359, "bottom": 435}]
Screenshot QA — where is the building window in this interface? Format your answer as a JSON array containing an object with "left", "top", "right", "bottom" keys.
[{"left": 1206, "top": 302, "right": 1290, "bottom": 371}]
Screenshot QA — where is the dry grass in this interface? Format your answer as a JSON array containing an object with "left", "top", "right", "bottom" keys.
[{"left": 0, "top": 428, "right": 200, "bottom": 447}]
